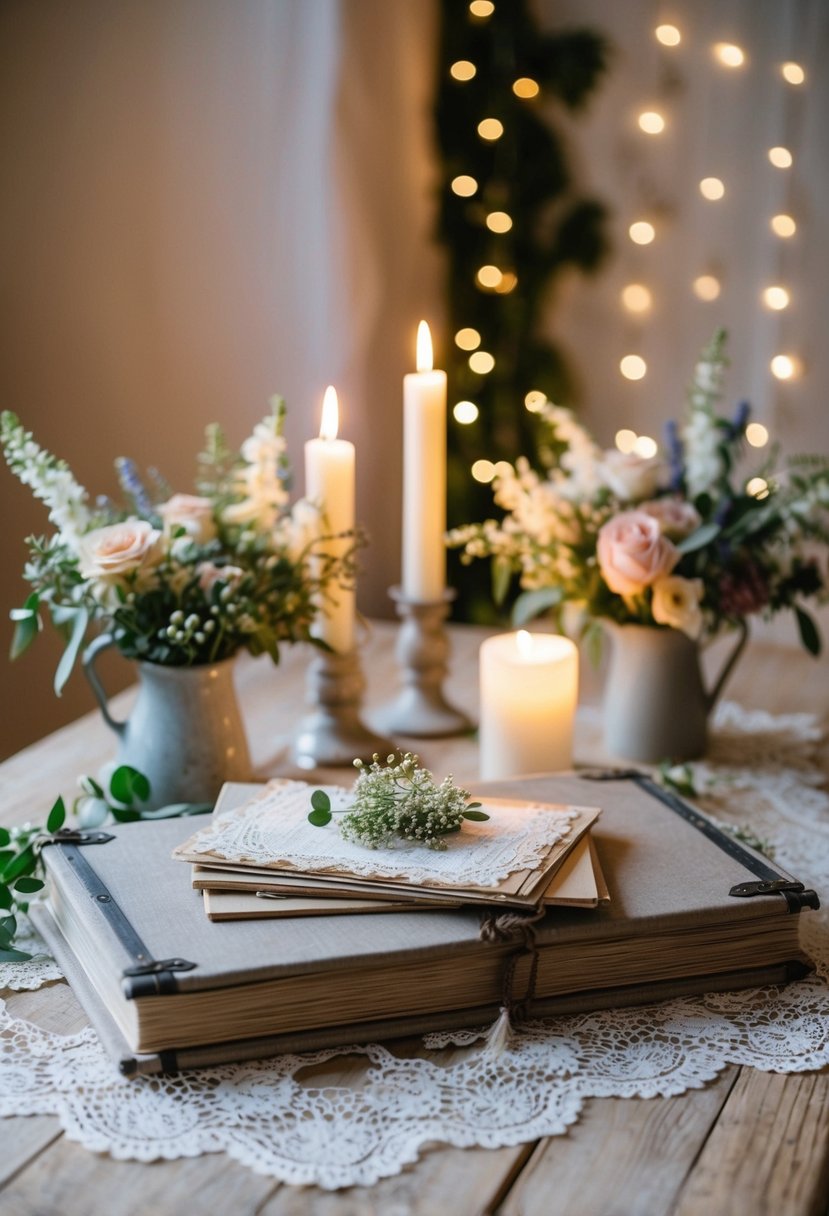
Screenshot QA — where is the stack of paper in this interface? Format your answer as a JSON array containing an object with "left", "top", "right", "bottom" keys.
[{"left": 172, "top": 781, "right": 609, "bottom": 921}]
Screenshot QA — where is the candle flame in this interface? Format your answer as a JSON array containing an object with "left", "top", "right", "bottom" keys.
[
  {"left": 516, "top": 629, "right": 534, "bottom": 657},
  {"left": 416, "top": 320, "right": 434, "bottom": 372},
  {"left": 319, "top": 385, "right": 339, "bottom": 440}
]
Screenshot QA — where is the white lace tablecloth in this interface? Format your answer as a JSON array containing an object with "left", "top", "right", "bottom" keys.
[{"left": 2, "top": 701, "right": 828, "bottom": 1191}]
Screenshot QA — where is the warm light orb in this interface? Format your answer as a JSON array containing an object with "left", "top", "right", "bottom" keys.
[
  {"left": 769, "top": 146, "right": 793, "bottom": 169},
  {"left": 781, "top": 62, "right": 805, "bottom": 85},
  {"left": 620, "top": 355, "right": 647, "bottom": 381},
  {"left": 486, "top": 210, "right": 513, "bottom": 233},
  {"left": 477, "top": 118, "right": 504, "bottom": 141},
  {"left": 655, "top": 24, "right": 681, "bottom": 46},
  {"left": 472, "top": 458, "right": 496, "bottom": 483},
  {"left": 714, "top": 42, "right": 745, "bottom": 67},
  {"left": 771, "top": 354, "right": 798, "bottom": 380},
  {"left": 451, "top": 174, "right": 478, "bottom": 197},
  {"left": 621, "top": 284, "right": 652, "bottom": 313},
  {"left": 453, "top": 401, "right": 479, "bottom": 425},
  {"left": 416, "top": 320, "right": 434, "bottom": 372},
  {"left": 319, "top": 385, "right": 339, "bottom": 441},
  {"left": 615, "top": 428, "right": 637, "bottom": 454},
  {"left": 469, "top": 0, "right": 495, "bottom": 16},
  {"left": 746, "top": 422, "right": 769, "bottom": 447},
  {"left": 746, "top": 477, "right": 770, "bottom": 500},
  {"left": 513, "top": 77, "right": 540, "bottom": 99},
  {"left": 494, "top": 460, "right": 512, "bottom": 478},
  {"left": 469, "top": 350, "right": 495, "bottom": 374},
  {"left": 638, "top": 110, "right": 666, "bottom": 134},
  {"left": 700, "top": 177, "right": 725, "bottom": 200},
  {"left": 494, "top": 272, "right": 518, "bottom": 293},
  {"left": 771, "top": 214, "right": 797, "bottom": 238},
  {"left": 455, "top": 327, "right": 481, "bottom": 351},
  {"left": 525, "top": 390, "right": 546, "bottom": 412},
  {"left": 763, "top": 286, "right": 790, "bottom": 311},
  {"left": 450, "top": 60, "right": 477, "bottom": 82},
  {"left": 476, "top": 264, "right": 503, "bottom": 289},
  {"left": 633, "top": 435, "right": 658, "bottom": 458},
  {"left": 629, "top": 221, "right": 656, "bottom": 245},
  {"left": 693, "top": 275, "right": 721, "bottom": 301}
]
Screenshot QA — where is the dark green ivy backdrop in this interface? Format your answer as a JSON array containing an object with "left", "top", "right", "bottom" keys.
[{"left": 436, "top": 0, "right": 611, "bottom": 621}]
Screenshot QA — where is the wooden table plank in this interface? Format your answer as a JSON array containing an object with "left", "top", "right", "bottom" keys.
[
  {"left": 672, "top": 1069, "right": 829, "bottom": 1216},
  {"left": 497, "top": 1069, "right": 739, "bottom": 1216},
  {"left": 0, "top": 1118, "right": 63, "bottom": 1190}
]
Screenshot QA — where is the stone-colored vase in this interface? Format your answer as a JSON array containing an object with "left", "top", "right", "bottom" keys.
[
  {"left": 602, "top": 621, "right": 748, "bottom": 763},
  {"left": 83, "top": 634, "right": 251, "bottom": 809}
]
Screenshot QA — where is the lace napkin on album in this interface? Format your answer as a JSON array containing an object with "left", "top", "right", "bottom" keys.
[{"left": 172, "top": 779, "right": 586, "bottom": 889}]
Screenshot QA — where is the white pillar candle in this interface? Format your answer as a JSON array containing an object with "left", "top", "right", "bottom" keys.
[
  {"left": 402, "top": 320, "right": 447, "bottom": 602},
  {"left": 479, "top": 631, "right": 579, "bottom": 779},
  {"left": 304, "top": 385, "right": 356, "bottom": 655}
]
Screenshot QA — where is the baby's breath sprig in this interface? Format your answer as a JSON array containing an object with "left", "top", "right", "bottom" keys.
[{"left": 307, "top": 753, "right": 488, "bottom": 851}]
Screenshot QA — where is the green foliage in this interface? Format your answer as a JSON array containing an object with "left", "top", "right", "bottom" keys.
[
  {"left": 0, "top": 767, "right": 210, "bottom": 960},
  {"left": 436, "top": 0, "right": 611, "bottom": 620},
  {"left": 308, "top": 753, "right": 487, "bottom": 850}
]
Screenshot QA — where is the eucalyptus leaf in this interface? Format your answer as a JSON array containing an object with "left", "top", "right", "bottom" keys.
[
  {"left": 10, "top": 612, "right": 40, "bottom": 662},
  {"left": 512, "top": 585, "right": 564, "bottom": 627},
  {"left": 307, "top": 807, "right": 333, "bottom": 827},
  {"left": 13, "top": 876, "right": 44, "bottom": 894},
  {"left": 53, "top": 605, "right": 90, "bottom": 695},
  {"left": 109, "top": 765, "right": 152, "bottom": 806},
  {"left": 461, "top": 809, "right": 490, "bottom": 821},
  {"left": 46, "top": 796, "right": 66, "bottom": 834},
  {"left": 1, "top": 846, "right": 35, "bottom": 884},
  {"left": 0, "top": 884, "right": 12, "bottom": 910},
  {"left": 676, "top": 521, "right": 721, "bottom": 555},
  {"left": 0, "top": 947, "right": 33, "bottom": 963},
  {"left": 310, "top": 790, "right": 331, "bottom": 814},
  {"left": 795, "top": 605, "right": 821, "bottom": 656}
]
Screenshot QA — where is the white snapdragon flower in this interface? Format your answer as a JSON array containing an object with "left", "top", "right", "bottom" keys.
[
  {"left": 682, "top": 408, "right": 724, "bottom": 499},
  {"left": 1, "top": 412, "right": 91, "bottom": 546}
]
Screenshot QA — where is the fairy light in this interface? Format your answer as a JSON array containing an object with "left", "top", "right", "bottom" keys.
[
  {"left": 469, "top": 0, "right": 495, "bottom": 17},
  {"left": 472, "top": 459, "right": 496, "bottom": 483},
  {"left": 476, "top": 264, "right": 502, "bottom": 289},
  {"left": 655, "top": 24, "right": 681, "bottom": 47},
  {"left": 633, "top": 434, "right": 658, "bottom": 458},
  {"left": 771, "top": 214, "right": 796, "bottom": 238},
  {"left": 513, "top": 78, "right": 540, "bottom": 99},
  {"left": 771, "top": 354, "right": 798, "bottom": 380},
  {"left": 493, "top": 460, "right": 512, "bottom": 478},
  {"left": 781, "top": 62, "right": 805, "bottom": 85},
  {"left": 746, "top": 477, "right": 770, "bottom": 500},
  {"left": 455, "top": 327, "right": 481, "bottom": 351},
  {"left": 638, "top": 110, "right": 666, "bottom": 134},
  {"left": 453, "top": 401, "right": 479, "bottom": 425},
  {"left": 693, "top": 275, "right": 721, "bottom": 301},
  {"left": 451, "top": 175, "right": 478, "bottom": 197},
  {"left": 494, "top": 272, "right": 517, "bottom": 293},
  {"left": 699, "top": 177, "right": 725, "bottom": 200},
  {"left": 469, "top": 350, "right": 495, "bottom": 374},
  {"left": 746, "top": 423, "right": 769, "bottom": 447},
  {"left": 762, "top": 286, "right": 790, "bottom": 311},
  {"left": 615, "top": 428, "right": 637, "bottom": 453},
  {"left": 524, "top": 390, "right": 546, "bottom": 412},
  {"left": 621, "top": 284, "right": 652, "bottom": 313},
  {"left": 768, "top": 146, "right": 793, "bottom": 168},
  {"left": 486, "top": 211, "right": 513, "bottom": 233},
  {"left": 450, "top": 60, "right": 477, "bottom": 82},
  {"left": 620, "top": 355, "right": 647, "bottom": 380},
  {"left": 629, "top": 221, "right": 656, "bottom": 245},
  {"left": 477, "top": 118, "right": 504, "bottom": 141},
  {"left": 714, "top": 43, "right": 745, "bottom": 68}
]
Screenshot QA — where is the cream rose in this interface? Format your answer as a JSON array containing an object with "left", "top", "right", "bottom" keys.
[
  {"left": 196, "top": 561, "right": 245, "bottom": 595},
  {"left": 651, "top": 576, "right": 705, "bottom": 639},
  {"left": 597, "top": 450, "right": 663, "bottom": 502},
  {"left": 597, "top": 511, "right": 679, "bottom": 597},
  {"left": 77, "top": 519, "right": 163, "bottom": 581},
  {"left": 157, "top": 494, "right": 217, "bottom": 544},
  {"left": 640, "top": 497, "right": 702, "bottom": 539}
]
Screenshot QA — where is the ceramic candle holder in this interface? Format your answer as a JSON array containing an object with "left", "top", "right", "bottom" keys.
[
  {"left": 376, "top": 587, "right": 474, "bottom": 738},
  {"left": 292, "top": 646, "right": 396, "bottom": 769}
]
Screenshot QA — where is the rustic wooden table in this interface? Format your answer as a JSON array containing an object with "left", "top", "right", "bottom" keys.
[{"left": 2, "top": 621, "right": 828, "bottom": 1216}]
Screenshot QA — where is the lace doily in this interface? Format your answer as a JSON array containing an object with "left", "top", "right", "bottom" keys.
[
  {"left": 175, "top": 780, "right": 578, "bottom": 888},
  {"left": 2, "top": 700, "right": 828, "bottom": 1191}
]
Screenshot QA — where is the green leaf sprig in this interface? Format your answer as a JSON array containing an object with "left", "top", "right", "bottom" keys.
[
  {"left": 307, "top": 753, "right": 488, "bottom": 851},
  {"left": 0, "top": 766, "right": 211, "bottom": 961}
]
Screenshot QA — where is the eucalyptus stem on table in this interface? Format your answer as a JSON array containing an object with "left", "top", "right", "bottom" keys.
[{"left": 308, "top": 752, "right": 489, "bottom": 851}]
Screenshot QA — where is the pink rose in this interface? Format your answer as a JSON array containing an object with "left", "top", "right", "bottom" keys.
[
  {"left": 78, "top": 519, "right": 163, "bottom": 580},
  {"left": 640, "top": 498, "right": 701, "bottom": 539},
  {"left": 196, "top": 561, "right": 244, "bottom": 594},
  {"left": 158, "top": 494, "right": 217, "bottom": 544},
  {"left": 597, "top": 510, "right": 680, "bottom": 597}
]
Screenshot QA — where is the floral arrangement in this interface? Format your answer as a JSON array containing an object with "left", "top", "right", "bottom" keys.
[
  {"left": 448, "top": 331, "right": 828, "bottom": 652},
  {"left": 308, "top": 753, "right": 488, "bottom": 850},
  {"left": 1, "top": 398, "right": 357, "bottom": 692}
]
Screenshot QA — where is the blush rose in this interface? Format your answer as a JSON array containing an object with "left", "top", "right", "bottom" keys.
[
  {"left": 597, "top": 510, "right": 680, "bottom": 597},
  {"left": 77, "top": 519, "right": 163, "bottom": 581},
  {"left": 158, "top": 494, "right": 217, "bottom": 544}
]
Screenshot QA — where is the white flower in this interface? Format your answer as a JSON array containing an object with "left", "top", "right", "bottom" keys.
[
  {"left": 157, "top": 494, "right": 216, "bottom": 544},
  {"left": 651, "top": 576, "right": 705, "bottom": 639},
  {"left": 597, "top": 450, "right": 663, "bottom": 502},
  {"left": 683, "top": 408, "right": 724, "bottom": 498},
  {"left": 1, "top": 412, "right": 91, "bottom": 545}
]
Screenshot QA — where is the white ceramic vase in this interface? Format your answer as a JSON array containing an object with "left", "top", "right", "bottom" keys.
[
  {"left": 602, "top": 621, "right": 748, "bottom": 764},
  {"left": 83, "top": 635, "right": 251, "bottom": 809}
]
